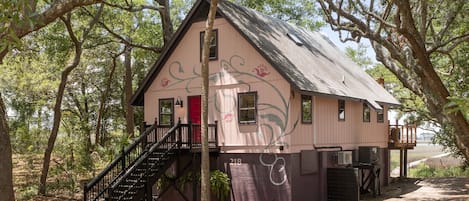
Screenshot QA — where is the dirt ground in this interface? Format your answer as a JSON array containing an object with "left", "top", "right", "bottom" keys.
[
  {"left": 28, "top": 178, "right": 469, "bottom": 201},
  {"left": 364, "top": 177, "right": 469, "bottom": 201}
]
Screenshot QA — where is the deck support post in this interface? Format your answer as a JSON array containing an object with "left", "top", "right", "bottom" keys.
[
  {"left": 399, "top": 148, "right": 404, "bottom": 178},
  {"left": 399, "top": 148, "right": 408, "bottom": 178},
  {"left": 403, "top": 148, "right": 408, "bottom": 177}
]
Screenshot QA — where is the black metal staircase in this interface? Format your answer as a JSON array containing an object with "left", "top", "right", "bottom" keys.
[{"left": 84, "top": 120, "right": 218, "bottom": 201}]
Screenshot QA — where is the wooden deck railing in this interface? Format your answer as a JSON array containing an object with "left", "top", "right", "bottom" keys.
[{"left": 388, "top": 120, "right": 417, "bottom": 149}]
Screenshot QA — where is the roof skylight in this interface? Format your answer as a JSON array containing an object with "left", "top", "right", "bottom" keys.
[{"left": 287, "top": 32, "right": 303, "bottom": 46}]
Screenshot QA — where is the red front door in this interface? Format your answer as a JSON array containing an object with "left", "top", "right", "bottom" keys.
[{"left": 188, "top": 96, "right": 201, "bottom": 143}]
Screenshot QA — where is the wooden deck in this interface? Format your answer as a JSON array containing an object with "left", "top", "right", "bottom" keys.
[{"left": 388, "top": 122, "right": 417, "bottom": 150}]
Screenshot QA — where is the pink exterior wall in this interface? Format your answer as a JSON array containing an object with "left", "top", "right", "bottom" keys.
[
  {"left": 288, "top": 92, "right": 389, "bottom": 152},
  {"left": 288, "top": 91, "right": 314, "bottom": 152},
  {"left": 144, "top": 18, "right": 293, "bottom": 153},
  {"left": 143, "top": 17, "right": 390, "bottom": 154},
  {"left": 311, "top": 96, "right": 389, "bottom": 150}
]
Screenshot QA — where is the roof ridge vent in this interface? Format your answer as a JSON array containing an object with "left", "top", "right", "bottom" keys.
[{"left": 287, "top": 32, "right": 303, "bottom": 46}]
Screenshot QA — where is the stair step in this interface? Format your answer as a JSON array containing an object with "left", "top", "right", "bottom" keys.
[
  {"left": 110, "top": 195, "right": 134, "bottom": 201},
  {"left": 113, "top": 188, "right": 139, "bottom": 195},
  {"left": 116, "top": 184, "right": 145, "bottom": 190},
  {"left": 125, "top": 178, "right": 146, "bottom": 183}
]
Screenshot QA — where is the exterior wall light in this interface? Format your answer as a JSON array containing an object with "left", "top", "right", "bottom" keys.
[{"left": 175, "top": 97, "right": 183, "bottom": 108}]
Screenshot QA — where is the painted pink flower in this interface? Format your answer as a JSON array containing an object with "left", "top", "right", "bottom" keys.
[
  {"left": 223, "top": 113, "right": 233, "bottom": 122},
  {"left": 161, "top": 78, "right": 170, "bottom": 87},
  {"left": 253, "top": 64, "right": 270, "bottom": 77}
]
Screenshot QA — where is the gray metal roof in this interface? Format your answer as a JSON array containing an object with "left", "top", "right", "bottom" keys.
[
  {"left": 218, "top": 0, "right": 399, "bottom": 108},
  {"left": 131, "top": 0, "right": 400, "bottom": 107}
]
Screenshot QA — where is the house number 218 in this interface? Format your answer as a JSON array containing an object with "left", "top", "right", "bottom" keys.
[{"left": 229, "top": 158, "right": 242, "bottom": 165}]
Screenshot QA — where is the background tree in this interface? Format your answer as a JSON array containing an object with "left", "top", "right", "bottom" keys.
[
  {"left": 233, "top": 0, "right": 324, "bottom": 29},
  {"left": 318, "top": 0, "right": 469, "bottom": 163},
  {"left": 39, "top": 5, "right": 104, "bottom": 194},
  {"left": 1, "top": 0, "right": 325, "bottom": 199},
  {"left": 0, "top": 1, "right": 103, "bottom": 199},
  {"left": 0, "top": 93, "right": 14, "bottom": 201},
  {"left": 1, "top": 0, "right": 171, "bottom": 198}
]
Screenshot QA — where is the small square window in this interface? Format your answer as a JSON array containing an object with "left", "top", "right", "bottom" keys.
[
  {"left": 238, "top": 92, "right": 257, "bottom": 124},
  {"left": 377, "top": 105, "right": 384, "bottom": 123},
  {"left": 338, "top": 100, "right": 345, "bottom": 121},
  {"left": 159, "top": 98, "right": 174, "bottom": 125},
  {"left": 363, "top": 103, "right": 370, "bottom": 122},
  {"left": 302, "top": 95, "right": 312, "bottom": 123},
  {"left": 200, "top": 30, "right": 218, "bottom": 60}
]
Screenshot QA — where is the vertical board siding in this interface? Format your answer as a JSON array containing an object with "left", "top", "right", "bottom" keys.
[
  {"left": 144, "top": 18, "right": 291, "bottom": 152},
  {"left": 314, "top": 96, "right": 388, "bottom": 149},
  {"left": 289, "top": 91, "right": 314, "bottom": 152},
  {"left": 143, "top": 17, "right": 390, "bottom": 153}
]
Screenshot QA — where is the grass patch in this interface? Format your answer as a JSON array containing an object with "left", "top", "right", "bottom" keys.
[
  {"left": 409, "top": 163, "right": 469, "bottom": 178},
  {"left": 390, "top": 145, "right": 445, "bottom": 171}
]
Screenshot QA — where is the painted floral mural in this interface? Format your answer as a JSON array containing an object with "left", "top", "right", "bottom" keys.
[
  {"left": 253, "top": 64, "right": 270, "bottom": 77},
  {"left": 158, "top": 55, "right": 298, "bottom": 186}
]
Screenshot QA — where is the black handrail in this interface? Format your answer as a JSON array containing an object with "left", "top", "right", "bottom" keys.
[
  {"left": 109, "top": 120, "right": 181, "bottom": 200},
  {"left": 179, "top": 122, "right": 218, "bottom": 149},
  {"left": 84, "top": 120, "right": 219, "bottom": 201},
  {"left": 84, "top": 120, "right": 159, "bottom": 201}
]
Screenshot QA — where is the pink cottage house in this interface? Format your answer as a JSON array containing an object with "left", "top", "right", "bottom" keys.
[{"left": 84, "top": 1, "right": 417, "bottom": 201}]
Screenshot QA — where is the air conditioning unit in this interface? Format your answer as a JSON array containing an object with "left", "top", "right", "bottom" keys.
[
  {"left": 338, "top": 151, "right": 353, "bottom": 166},
  {"left": 359, "top": 146, "right": 379, "bottom": 164}
]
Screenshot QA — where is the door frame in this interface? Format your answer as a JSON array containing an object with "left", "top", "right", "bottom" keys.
[{"left": 187, "top": 95, "right": 202, "bottom": 123}]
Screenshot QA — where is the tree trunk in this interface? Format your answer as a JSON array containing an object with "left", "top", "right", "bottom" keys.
[
  {"left": 318, "top": 0, "right": 469, "bottom": 164},
  {"left": 0, "top": 93, "right": 15, "bottom": 201},
  {"left": 96, "top": 53, "right": 118, "bottom": 145},
  {"left": 156, "top": 0, "right": 174, "bottom": 44},
  {"left": 38, "top": 48, "right": 82, "bottom": 195},
  {"left": 38, "top": 16, "right": 83, "bottom": 195},
  {"left": 81, "top": 80, "right": 93, "bottom": 168},
  {"left": 123, "top": 46, "right": 135, "bottom": 138},
  {"left": 0, "top": 1, "right": 102, "bottom": 198},
  {"left": 200, "top": 1, "right": 218, "bottom": 201}
]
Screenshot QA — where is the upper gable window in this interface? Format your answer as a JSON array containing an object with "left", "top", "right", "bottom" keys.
[
  {"left": 200, "top": 29, "right": 218, "bottom": 60},
  {"left": 377, "top": 105, "right": 384, "bottom": 123},
  {"left": 363, "top": 103, "right": 371, "bottom": 122},
  {"left": 159, "top": 98, "right": 174, "bottom": 125},
  {"left": 302, "top": 95, "right": 312, "bottom": 124},
  {"left": 338, "top": 100, "right": 345, "bottom": 121},
  {"left": 238, "top": 92, "right": 257, "bottom": 124}
]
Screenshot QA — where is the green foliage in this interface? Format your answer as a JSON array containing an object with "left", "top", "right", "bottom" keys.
[
  {"left": 158, "top": 170, "right": 231, "bottom": 200},
  {"left": 0, "top": 1, "right": 27, "bottom": 52},
  {"left": 446, "top": 95, "right": 469, "bottom": 120},
  {"left": 409, "top": 163, "right": 469, "bottom": 178},
  {"left": 210, "top": 170, "right": 231, "bottom": 201},
  {"left": 432, "top": 125, "right": 469, "bottom": 166},
  {"left": 232, "top": 0, "right": 324, "bottom": 30},
  {"left": 16, "top": 184, "right": 38, "bottom": 200},
  {"left": 366, "top": 64, "right": 428, "bottom": 124},
  {"left": 345, "top": 44, "right": 373, "bottom": 69}
]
